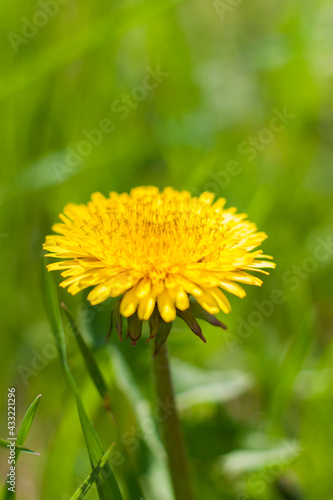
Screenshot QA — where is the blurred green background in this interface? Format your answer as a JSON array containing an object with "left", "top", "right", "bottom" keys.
[{"left": 1, "top": 0, "right": 333, "bottom": 499}]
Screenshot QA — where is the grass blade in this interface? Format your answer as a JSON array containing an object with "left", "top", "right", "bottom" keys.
[
  {"left": 2, "top": 396, "right": 41, "bottom": 499},
  {"left": 69, "top": 444, "right": 114, "bottom": 500},
  {"left": 0, "top": 439, "right": 39, "bottom": 456},
  {"left": 61, "top": 303, "right": 112, "bottom": 414},
  {"left": 61, "top": 303, "right": 146, "bottom": 499},
  {"left": 43, "top": 262, "right": 123, "bottom": 500},
  {"left": 15, "top": 395, "right": 42, "bottom": 461}
]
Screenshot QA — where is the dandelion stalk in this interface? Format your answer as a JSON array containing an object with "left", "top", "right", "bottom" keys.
[{"left": 153, "top": 343, "right": 196, "bottom": 500}]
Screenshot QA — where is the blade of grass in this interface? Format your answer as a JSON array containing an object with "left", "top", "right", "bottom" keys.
[
  {"left": 69, "top": 443, "right": 114, "bottom": 500},
  {"left": 40, "top": 385, "right": 94, "bottom": 500},
  {"left": 61, "top": 303, "right": 146, "bottom": 500},
  {"left": 2, "top": 395, "right": 41, "bottom": 500},
  {"left": 15, "top": 394, "right": 42, "bottom": 462},
  {"left": 0, "top": 439, "right": 38, "bottom": 455},
  {"left": 43, "top": 263, "right": 123, "bottom": 500},
  {"left": 61, "top": 303, "right": 112, "bottom": 416}
]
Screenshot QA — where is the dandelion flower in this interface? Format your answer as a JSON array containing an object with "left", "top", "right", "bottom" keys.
[{"left": 44, "top": 187, "right": 275, "bottom": 350}]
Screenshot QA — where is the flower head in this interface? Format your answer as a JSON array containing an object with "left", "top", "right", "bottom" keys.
[{"left": 44, "top": 187, "right": 274, "bottom": 350}]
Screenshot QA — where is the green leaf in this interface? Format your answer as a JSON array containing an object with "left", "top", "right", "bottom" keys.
[
  {"left": 61, "top": 303, "right": 112, "bottom": 415},
  {"left": 0, "top": 439, "right": 38, "bottom": 455},
  {"left": 16, "top": 395, "right": 42, "bottom": 460},
  {"left": 69, "top": 444, "right": 114, "bottom": 500},
  {"left": 2, "top": 395, "right": 41, "bottom": 500},
  {"left": 40, "top": 384, "right": 96, "bottom": 500},
  {"left": 43, "top": 263, "right": 123, "bottom": 500}
]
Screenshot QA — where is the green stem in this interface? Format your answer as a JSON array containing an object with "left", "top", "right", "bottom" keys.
[{"left": 153, "top": 343, "right": 196, "bottom": 500}]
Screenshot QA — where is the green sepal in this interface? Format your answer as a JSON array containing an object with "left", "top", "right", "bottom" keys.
[
  {"left": 113, "top": 298, "right": 123, "bottom": 342},
  {"left": 148, "top": 306, "right": 160, "bottom": 342},
  {"left": 189, "top": 298, "right": 227, "bottom": 330},
  {"left": 126, "top": 311, "right": 143, "bottom": 346},
  {"left": 176, "top": 309, "right": 206, "bottom": 343}
]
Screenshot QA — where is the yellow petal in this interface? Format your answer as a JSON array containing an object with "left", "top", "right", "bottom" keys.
[
  {"left": 198, "top": 191, "right": 215, "bottom": 205},
  {"left": 225, "top": 271, "right": 263, "bottom": 286},
  {"left": 169, "top": 287, "right": 190, "bottom": 311},
  {"left": 175, "top": 288, "right": 190, "bottom": 311},
  {"left": 165, "top": 275, "right": 178, "bottom": 289},
  {"left": 177, "top": 276, "right": 203, "bottom": 297},
  {"left": 249, "top": 261, "right": 276, "bottom": 269},
  {"left": 107, "top": 274, "right": 140, "bottom": 297},
  {"left": 120, "top": 287, "right": 139, "bottom": 317},
  {"left": 60, "top": 274, "right": 90, "bottom": 288},
  {"left": 211, "top": 198, "right": 226, "bottom": 212},
  {"left": 157, "top": 290, "right": 176, "bottom": 322},
  {"left": 151, "top": 280, "right": 165, "bottom": 296},
  {"left": 195, "top": 291, "right": 220, "bottom": 315},
  {"left": 137, "top": 294, "right": 156, "bottom": 320},
  {"left": 135, "top": 277, "right": 151, "bottom": 298},
  {"left": 47, "top": 260, "right": 80, "bottom": 271},
  {"left": 68, "top": 281, "right": 85, "bottom": 295},
  {"left": 204, "top": 287, "right": 231, "bottom": 314},
  {"left": 219, "top": 280, "right": 246, "bottom": 298},
  {"left": 87, "top": 283, "right": 111, "bottom": 305},
  {"left": 244, "top": 267, "right": 269, "bottom": 275}
]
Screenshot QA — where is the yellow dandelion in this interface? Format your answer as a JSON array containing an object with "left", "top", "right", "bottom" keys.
[{"left": 44, "top": 186, "right": 275, "bottom": 350}]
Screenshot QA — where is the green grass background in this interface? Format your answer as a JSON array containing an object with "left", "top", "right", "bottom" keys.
[{"left": 1, "top": 0, "right": 333, "bottom": 498}]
